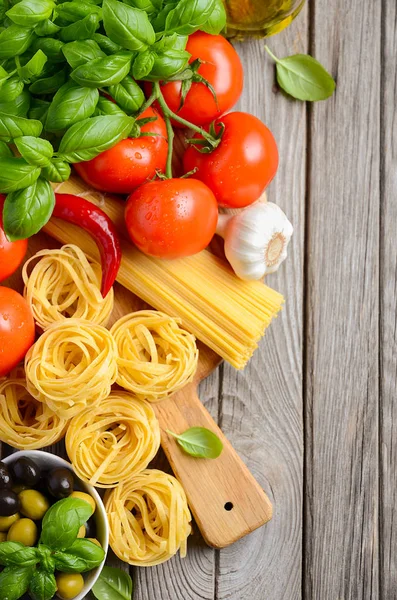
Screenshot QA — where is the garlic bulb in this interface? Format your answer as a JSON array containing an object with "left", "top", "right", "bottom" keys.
[{"left": 216, "top": 202, "right": 293, "bottom": 280}]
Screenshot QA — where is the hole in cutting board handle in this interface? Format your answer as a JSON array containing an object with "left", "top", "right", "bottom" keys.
[{"left": 224, "top": 502, "right": 233, "bottom": 511}]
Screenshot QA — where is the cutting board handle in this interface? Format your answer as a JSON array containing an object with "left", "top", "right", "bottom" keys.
[{"left": 154, "top": 382, "right": 273, "bottom": 549}]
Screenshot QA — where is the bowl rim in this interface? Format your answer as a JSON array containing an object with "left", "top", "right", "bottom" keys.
[{"left": 3, "top": 449, "right": 109, "bottom": 600}]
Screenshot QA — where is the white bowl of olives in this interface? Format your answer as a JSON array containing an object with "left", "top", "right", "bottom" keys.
[{"left": 0, "top": 450, "right": 109, "bottom": 600}]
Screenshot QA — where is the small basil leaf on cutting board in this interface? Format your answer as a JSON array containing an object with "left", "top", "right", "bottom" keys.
[
  {"left": 29, "top": 569, "right": 57, "bottom": 600},
  {"left": 92, "top": 566, "right": 133, "bottom": 600},
  {"left": 3, "top": 177, "right": 55, "bottom": 240},
  {"left": 265, "top": 46, "right": 336, "bottom": 101},
  {"left": 167, "top": 427, "right": 223, "bottom": 459}
]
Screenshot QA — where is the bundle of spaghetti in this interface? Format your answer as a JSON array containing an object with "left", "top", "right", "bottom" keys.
[
  {"left": 0, "top": 368, "right": 68, "bottom": 450},
  {"left": 66, "top": 391, "right": 161, "bottom": 488},
  {"left": 22, "top": 244, "right": 114, "bottom": 330},
  {"left": 46, "top": 178, "right": 285, "bottom": 369},
  {"left": 25, "top": 319, "right": 118, "bottom": 419},
  {"left": 104, "top": 469, "right": 192, "bottom": 566},
  {"left": 110, "top": 311, "right": 198, "bottom": 402}
]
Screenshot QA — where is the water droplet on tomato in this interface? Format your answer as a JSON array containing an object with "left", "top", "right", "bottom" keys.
[
  {"left": 146, "top": 211, "right": 153, "bottom": 220},
  {"left": 135, "top": 152, "right": 142, "bottom": 159}
]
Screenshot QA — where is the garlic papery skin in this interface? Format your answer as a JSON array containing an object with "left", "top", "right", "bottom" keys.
[{"left": 216, "top": 202, "right": 293, "bottom": 280}]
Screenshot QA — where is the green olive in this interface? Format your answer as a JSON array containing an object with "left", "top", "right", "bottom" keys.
[
  {"left": 19, "top": 489, "right": 50, "bottom": 520},
  {"left": 70, "top": 491, "right": 96, "bottom": 514},
  {"left": 7, "top": 518, "right": 37, "bottom": 546},
  {"left": 56, "top": 573, "right": 84, "bottom": 600},
  {"left": 0, "top": 532, "right": 6, "bottom": 542},
  {"left": 77, "top": 524, "right": 86, "bottom": 538},
  {"left": 87, "top": 538, "right": 102, "bottom": 548},
  {"left": 0, "top": 513, "right": 20, "bottom": 532}
]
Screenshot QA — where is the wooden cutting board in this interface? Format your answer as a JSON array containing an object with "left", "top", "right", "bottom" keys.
[{"left": 7, "top": 226, "right": 272, "bottom": 550}]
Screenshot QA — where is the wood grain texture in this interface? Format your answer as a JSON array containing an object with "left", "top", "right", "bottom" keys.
[
  {"left": 305, "top": 0, "right": 381, "bottom": 598},
  {"left": 216, "top": 12, "right": 308, "bottom": 600},
  {"left": 380, "top": 0, "right": 397, "bottom": 598}
]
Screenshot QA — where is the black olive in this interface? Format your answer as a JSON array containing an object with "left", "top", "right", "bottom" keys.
[
  {"left": 10, "top": 458, "right": 41, "bottom": 487},
  {"left": 85, "top": 516, "right": 97, "bottom": 538},
  {"left": 47, "top": 468, "right": 74, "bottom": 499},
  {"left": 0, "top": 462, "right": 12, "bottom": 489},
  {"left": 0, "top": 489, "right": 20, "bottom": 517}
]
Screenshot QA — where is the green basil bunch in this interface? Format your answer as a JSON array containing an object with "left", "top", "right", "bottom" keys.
[
  {"left": 0, "top": 497, "right": 105, "bottom": 600},
  {"left": 0, "top": 0, "right": 226, "bottom": 240}
]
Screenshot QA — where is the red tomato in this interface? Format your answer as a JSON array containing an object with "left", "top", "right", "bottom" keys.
[
  {"left": 74, "top": 107, "right": 168, "bottom": 194},
  {"left": 145, "top": 31, "right": 244, "bottom": 127},
  {"left": 0, "top": 195, "right": 28, "bottom": 282},
  {"left": 0, "top": 287, "right": 35, "bottom": 376},
  {"left": 183, "top": 112, "right": 279, "bottom": 208},
  {"left": 125, "top": 178, "right": 218, "bottom": 259}
]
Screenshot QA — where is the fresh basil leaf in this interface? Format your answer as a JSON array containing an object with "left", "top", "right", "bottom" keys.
[
  {"left": 0, "top": 141, "right": 13, "bottom": 157},
  {"left": 95, "top": 95, "right": 126, "bottom": 116},
  {"left": 0, "top": 64, "right": 8, "bottom": 85},
  {"left": 167, "top": 427, "right": 223, "bottom": 459},
  {"left": 131, "top": 48, "right": 154, "bottom": 80},
  {"left": 0, "top": 157, "right": 40, "bottom": 192},
  {"left": 18, "top": 49, "right": 47, "bottom": 81},
  {"left": 0, "top": 542, "right": 39, "bottom": 567},
  {"left": 102, "top": 0, "right": 155, "bottom": 52},
  {"left": 28, "top": 97, "right": 50, "bottom": 122},
  {"left": 59, "top": 13, "right": 99, "bottom": 42},
  {"left": 45, "top": 81, "right": 99, "bottom": 132},
  {"left": 31, "top": 36, "right": 64, "bottom": 62},
  {"left": 92, "top": 566, "right": 133, "bottom": 600},
  {"left": 92, "top": 32, "right": 121, "bottom": 55},
  {"left": 0, "top": 566, "right": 34, "bottom": 600},
  {"left": 29, "top": 569, "right": 57, "bottom": 600},
  {"left": 41, "top": 157, "right": 70, "bottom": 182},
  {"left": 71, "top": 52, "right": 132, "bottom": 87},
  {"left": 62, "top": 39, "right": 105, "bottom": 68},
  {"left": 4, "top": 178, "right": 54, "bottom": 240},
  {"left": 55, "top": 0, "right": 102, "bottom": 23},
  {"left": 146, "top": 48, "right": 189, "bottom": 80},
  {"left": 35, "top": 546, "right": 55, "bottom": 573},
  {"left": 34, "top": 18, "right": 60, "bottom": 36},
  {"left": 6, "top": 0, "right": 55, "bottom": 26},
  {"left": 153, "top": 32, "right": 187, "bottom": 52},
  {"left": 15, "top": 135, "right": 53, "bottom": 166},
  {"left": 0, "top": 25, "right": 35, "bottom": 58},
  {"left": 29, "top": 66, "right": 67, "bottom": 94},
  {"left": 151, "top": 2, "right": 176, "bottom": 32},
  {"left": 107, "top": 76, "right": 144, "bottom": 113},
  {"left": 0, "top": 76, "right": 24, "bottom": 101},
  {"left": 123, "top": 0, "right": 156, "bottom": 12},
  {"left": 53, "top": 539, "right": 105, "bottom": 573},
  {"left": 265, "top": 46, "right": 336, "bottom": 101},
  {"left": 58, "top": 114, "right": 133, "bottom": 162},
  {"left": 40, "top": 498, "right": 94, "bottom": 551},
  {"left": 164, "top": 0, "right": 216, "bottom": 35},
  {"left": 0, "top": 112, "right": 42, "bottom": 142},
  {"left": 201, "top": 0, "right": 226, "bottom": 34},
  {"left": 0, "top": 89, "right": 30, "bottom": 117}
]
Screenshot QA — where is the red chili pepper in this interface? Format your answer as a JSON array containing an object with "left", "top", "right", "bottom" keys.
[{"left": 53, "top": 194, "right": 121, "bottom": 298}]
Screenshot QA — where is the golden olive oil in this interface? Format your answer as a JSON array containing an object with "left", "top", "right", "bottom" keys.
[{"left": 224, "top": 0, "right": 305, "bottom": 38}]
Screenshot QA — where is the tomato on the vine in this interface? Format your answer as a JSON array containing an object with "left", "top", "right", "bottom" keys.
[
  {"left": 0, "top": 195, "right": 28, "bottom": 282},
  {"left": 74, "top": 107, "right": 168, "bottom": 194},
  {"left": 146, "top": 32, "right": 244, "bottom": 128},
  {"left": 125, "top": 178, "right": 218, "bottom": 259},
  {"left": 0, "top": 287, "right": 35, "bottom": 377},
  {"left": 183, "top": 112, "right": 279, "bottom": 208}
]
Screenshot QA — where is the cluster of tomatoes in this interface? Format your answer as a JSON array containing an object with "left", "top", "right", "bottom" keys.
[{"left": 75, "top": 31, "right": 279, "bottom": 260}]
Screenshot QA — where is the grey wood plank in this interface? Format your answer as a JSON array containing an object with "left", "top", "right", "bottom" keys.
[
  {"left": 305, "top": 0, "right": 381, "bottom": 598},
  {"left": 216, "top": 12, "right": 308, "bottom": 600},
  {"left": 379, "top": 0, "right": 397, "bottom": 597}
]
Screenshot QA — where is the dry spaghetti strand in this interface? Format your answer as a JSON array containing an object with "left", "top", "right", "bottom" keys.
[
  {"left": 0, "top": 368, "right": 69, "bottom": 450},
  {"left": 22, "top": 244, "right": 114, "bottom": 330},
  {"left": 66, "top": 391, "right": 161, "bottom": 489},
  {"left": 25, "top": 319, "right": 118, "bottom": 419},
  {"left": 110, "top": 311, "right": 198, "bottom": 402},
  {"left": 105, "top": 469, "right": 192, "bottom": 566}
]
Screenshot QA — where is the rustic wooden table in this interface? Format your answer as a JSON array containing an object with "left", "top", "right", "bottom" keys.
[{"left": 1, "top": 0, "right": 394, "bottom": 597}]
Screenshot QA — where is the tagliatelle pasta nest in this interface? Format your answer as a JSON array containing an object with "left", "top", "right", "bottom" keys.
[
  {"left": 105, "top": 469, "right": 192, "bottom": 567},
  {"left": 25, "top": 319, "right": 118, "bottom": 419},
  {"left": 22, "top": 244, "right": 114, "bottom": 330},
  {"left": 110, "top": 310, "right": 199, "bottom": 402},
  {"left": 65, "top": 391, "right": 161, "bottom": 488},
  {"left": 0, "top": 368, "right": 69, "bottom": 450}
]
